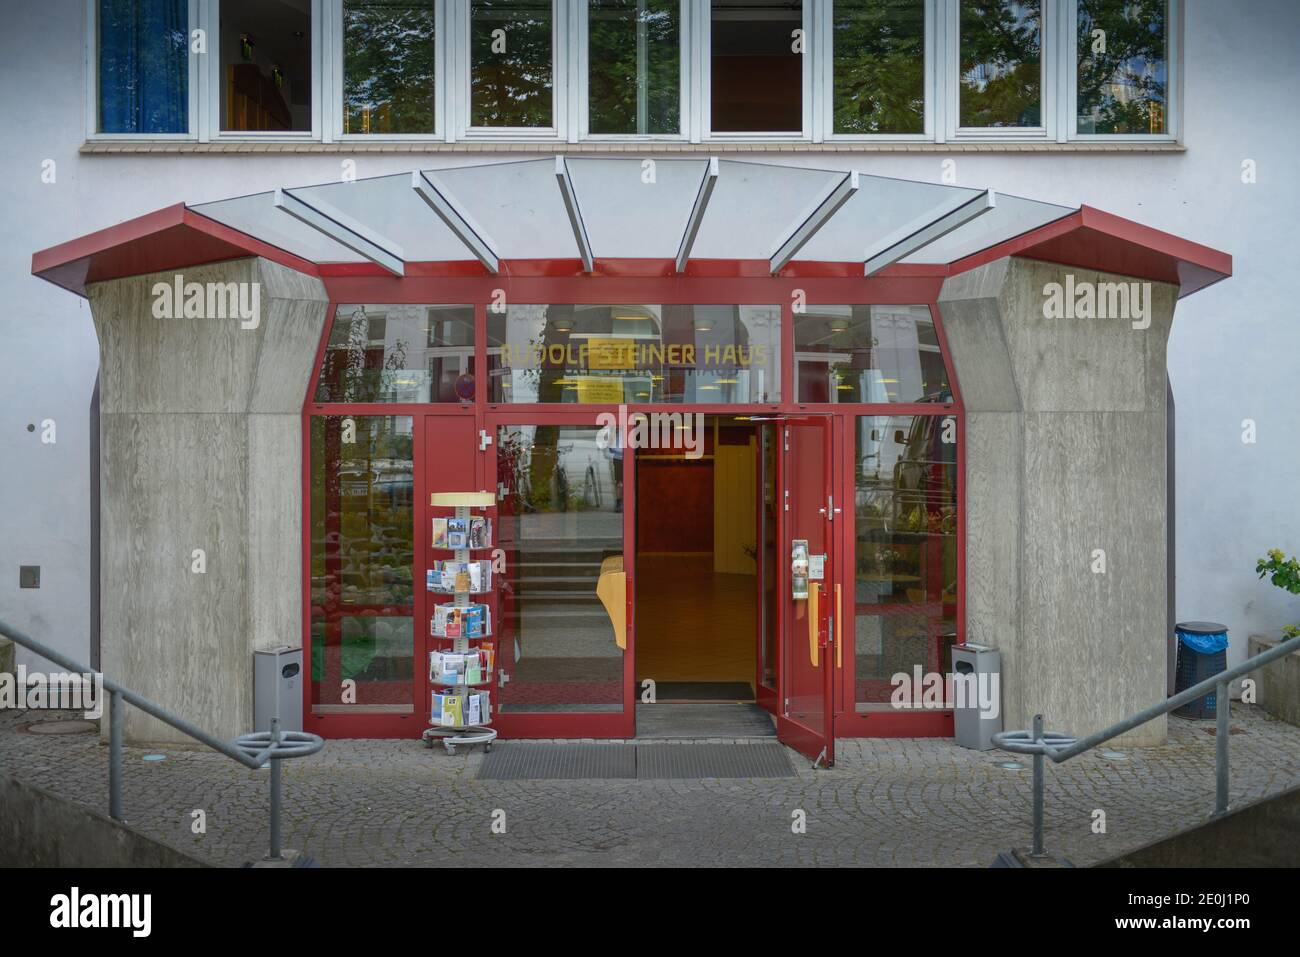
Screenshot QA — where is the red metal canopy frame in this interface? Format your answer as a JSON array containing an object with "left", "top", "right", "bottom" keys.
[{"left": 33, "top": 202, "right": 1231, "bottom": 297}]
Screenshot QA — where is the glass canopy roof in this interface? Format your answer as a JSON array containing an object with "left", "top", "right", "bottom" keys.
[{"left": 189, "top": 156, "right": 1075, "bottom": 274}]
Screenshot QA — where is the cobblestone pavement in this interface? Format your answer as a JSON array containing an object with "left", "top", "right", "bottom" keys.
[{"left": 2, "top": 706, "right": 1297, "bottom": 867}]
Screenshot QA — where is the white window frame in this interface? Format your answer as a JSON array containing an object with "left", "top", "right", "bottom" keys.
[
  {"left": 85, "top": 0, "right": 201, "bottom": 140},
  {"left": 327, "top": 0, "right": 448, "bottom": 142},
  {"left": 1065, "top": 0, "right": 1179, "bottom": 143},
  {"left": 201, "top": 0, "right": 324, "bottom": 142},
  {"left": 943, "top": 0, "right": 1056, "bottom": 141},
  {"left": 820, "top": 0, "right": 935, "bottom": 142},
  {"left": 702, "top": 0, "right": 815, "bottom": 142},
  {"left": 577, "top": 0, "right": 689, "bottom": 141},
  {"left": 455, "top": 0, "right": 568, "bottom": 141},
  {"left": 85, "top": 0, "right": 1184, "bottom": 146}
]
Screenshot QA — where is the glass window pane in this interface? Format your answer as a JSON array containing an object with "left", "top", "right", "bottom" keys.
[
  {"left": 488, "top": 304, "right": 782, "bottom": 403},
  {"left": 1076, "top": 0, "right": 1167, "bottom": 134},
  {"left": 315, "top": 304, "right": 476, "bottom": 404},
  {"left": 310, "top": 416, "right": 415, "bottom": 713},
  {"left": 832, "top": 0, "right": 925, "bottom": 135},
  {"left": 496, "top": 425, "right": 625, "bottom": 713},
  {"left": 588, "top": 0, "right": 681, "bottom": 135},
  {"left": 711, "top": 0, "right": 803, "bottom": 133},
  {"left": 853, "top": 414, "right": 958, "bottom": 712},
  {"left": 958, "top": 0, "right": 1041, "bottom": 128},
  {"left": 219, "top": 0, "right": 313, "bottom": 132},
  {"left": 470, "top": 0, "right": 554, "bottom": 128},
  {"left": 794, "top": 305, "right": 950, "bottom": 403},
  {"left": 343, "top": 0, "right": 437, "bottom": 135},
  {"left": 98, "top": 0, "right": 189, "bottom": 134}
]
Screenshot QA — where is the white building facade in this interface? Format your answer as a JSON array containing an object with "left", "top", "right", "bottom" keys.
[{"left": 3, "top": 0, "right": 1297, "bottom": 700}]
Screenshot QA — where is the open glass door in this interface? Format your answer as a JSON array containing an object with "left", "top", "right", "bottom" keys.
[
  {"left": 776, "top": 415, "right": 836, "bottom": 766},
  {"left": 487, "top": 415, "right": 635, "bottom": 738}
]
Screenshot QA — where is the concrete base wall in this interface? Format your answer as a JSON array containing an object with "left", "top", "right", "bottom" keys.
[
  {"left": 1098, "top": 784, "right": 1300, "bottom": 867},
  {"left": 1248, "top": 635, "right": 1300, "bottom": 726},
  {"left": 88, "top": 259, "right": 327, "bottom": 744},
  {"left": 0, "top": 774, "right": 206, "bottom": 867},
  {"left": 940, "top": 258, "right": 1177, "bottom": 746}
]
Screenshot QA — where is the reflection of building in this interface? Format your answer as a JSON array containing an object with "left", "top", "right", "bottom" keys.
[
  {"left": 490, "top": 304, "right": 780, "bottom": 404},
  {"left": 795, "top": 305, "right": 946, "bottom": 404}
]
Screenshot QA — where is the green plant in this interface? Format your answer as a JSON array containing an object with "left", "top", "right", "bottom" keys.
[{"left": 1256, "top": 548, "right": 1300, "bottom": 639}]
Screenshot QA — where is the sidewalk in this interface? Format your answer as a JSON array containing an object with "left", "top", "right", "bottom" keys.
[{"left": 1, "top": 705, "right": 1297, "bottom": 867}]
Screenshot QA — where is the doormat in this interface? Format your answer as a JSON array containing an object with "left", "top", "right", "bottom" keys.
[
  {"left": 640, "top": 682, "right": 755, "bottom": 702},
  {"left": 478, "top": 743, "right": 795, "bottom": 781},
  {"left": 635, "top": 703, "right": 775, "bottom": 739}
]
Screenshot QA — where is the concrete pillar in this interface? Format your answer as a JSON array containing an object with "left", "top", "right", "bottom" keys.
[
  {"left": 88, "top": 258, "right": 328, "bottom": 744},
  {"left": 939, "top": 257, "right": 1177, "bottom": 746}
]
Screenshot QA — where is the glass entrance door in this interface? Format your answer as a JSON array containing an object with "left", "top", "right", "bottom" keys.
[
  {"left": 487, "top": 415, "right": 635, "bottom": 738},
  {"left": 776, "top": 415, "right": 836, "bottom": 766}
]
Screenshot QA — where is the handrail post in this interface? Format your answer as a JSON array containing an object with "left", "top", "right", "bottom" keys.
[
  {"left": 1215, "top": 680, "right": 1230, "bottom": 815},
  {"left": 1031, "top": 713, "right": 1045, "bottom": 857},
  {"left": 109, "top": 690, "right": 123, "bottom": 822},
  {"left": 268, "top": 717, "right": 283, "bottom": 861}
]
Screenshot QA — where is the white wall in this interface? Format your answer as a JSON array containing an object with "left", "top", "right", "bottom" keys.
[{"left": 2, "top": 0, "right": 1297, "bottom": 675}]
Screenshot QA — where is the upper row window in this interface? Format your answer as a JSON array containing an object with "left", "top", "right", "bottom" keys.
[
  {"left": 313, "top": 302, "right": 951, "bottom": 406},
  {"left": 94, "top": 0, "right": 1173, "bottom": 140}
]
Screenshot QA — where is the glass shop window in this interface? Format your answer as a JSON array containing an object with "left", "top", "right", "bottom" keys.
[
  {"left": 488, "top": 304, "right": 782, "bottom": 404},
  {"left": 853, "top": 414, "right": 958, "bottom": 711},
  {"left": 793, "top": 305, "right": 950, "bottom": 404},
  {"left": 831, "top": 0, "right": 926, "bottom": 135},
  {"left": 219, "top": 0, "right": 314, "bottom": 132},
  {"left": 470, "top": 0, "right": 555, "bottom": 128},
  {"left": 710, "top": 0, "right": 804, "bottom": 133},
  {"left": 343, "top": 0, "right": 437, "bottom": 135},
  {"left": 97, "top": 0, "right": 191, "bottom": 134},
  {"left": 588, "top": 0, "right": 682, "bottom": 135},
  {"left": 309, "top": 415, "right": 415, "bottom": 714},
  {"left": 315, "top": 305, "right": 478, "bottom": 404},
  {"left": 958, "top": 0, "right": 1042, "bottom": 128},
  {"left": 1076, "top": 0, "right": 1168, "bottom": 134}
]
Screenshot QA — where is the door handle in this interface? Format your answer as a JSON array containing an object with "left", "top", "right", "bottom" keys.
[
  {"left": 835, "top": 582, "right": 842, "bottom": 669},
  {"left": 808, "top": 582, "right": 820, "bottom": 668}
]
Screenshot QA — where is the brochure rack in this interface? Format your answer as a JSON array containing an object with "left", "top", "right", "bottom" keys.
[{"left": 423, "top": 491, "right": 498, "bottom": 756}]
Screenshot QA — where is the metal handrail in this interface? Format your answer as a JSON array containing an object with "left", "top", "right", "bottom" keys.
[
  {"left": 0, "top": 618, "right": 323, "bottom": 861},
  {"left": 993, "top": 631, "right": 1300, "bottom": 858}
]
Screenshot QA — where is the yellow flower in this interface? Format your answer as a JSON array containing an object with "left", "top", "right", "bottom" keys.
[{"left": 1268, "top": 548, "right": 1285, "bottom": 562}]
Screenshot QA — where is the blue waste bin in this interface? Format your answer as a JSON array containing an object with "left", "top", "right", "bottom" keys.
[{"left": 1173, "top": 621, "right": 1229, "bottom": 719}]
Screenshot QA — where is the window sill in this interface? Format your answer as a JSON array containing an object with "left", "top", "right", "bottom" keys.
[{"left": 79, "top": 139, "right": 1187, "bottom": 155}]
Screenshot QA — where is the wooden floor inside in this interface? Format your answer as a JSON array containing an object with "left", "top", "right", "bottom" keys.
[{"left": 634, "top": 554, "right": 757, "bottom": 687}]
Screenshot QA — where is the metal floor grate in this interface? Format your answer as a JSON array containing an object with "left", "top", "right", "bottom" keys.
[{"left": 478, "top": 743, "right": 795, "bottom": 781}]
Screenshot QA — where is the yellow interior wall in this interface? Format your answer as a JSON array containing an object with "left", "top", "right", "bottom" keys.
[{"left": 713, "top": 437, "right": 757, "bottom": 575}]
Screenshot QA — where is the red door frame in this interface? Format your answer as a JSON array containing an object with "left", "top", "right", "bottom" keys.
[
  {"left": 484, "top": 409, "right": 638, "bottom": 740},
  {"left": 771, "top": 413, "right": 837, "bottom": 765},
  {"left": 753, "top": 421, "right": 779, "bottom": 714},
  {"left": 301, "top": 272, "right": 963, "bottom": 740}
]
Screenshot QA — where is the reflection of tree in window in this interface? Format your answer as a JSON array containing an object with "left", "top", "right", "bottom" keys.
[
  {"left": 471, "top": 0, "right": 554, "bottom": 128},
  {"left": 959, "top": 0, "right": 1041, "bottom": 128},
  {"left": 588, "top": 0, "right": 681, "bottom": 135},
  {"left": 98, "top": 0, "right": 190, "bottom": 133},
  {"left": 1076, "top": 0, "right": 1166, "bottom": 134},
  {"left": 343, "top": 0, "right": 437, "bottom": 134},
  {"left": 832, "top": 0, "right": 925, "bottom": 134}
]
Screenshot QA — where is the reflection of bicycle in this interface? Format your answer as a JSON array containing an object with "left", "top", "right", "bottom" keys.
[
  {"left": 584, "top": 463, "right": 602, "bottom": 508},
  {"left": 554, "top": 465, "right": 570, "bottom": 511}
]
